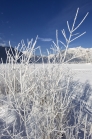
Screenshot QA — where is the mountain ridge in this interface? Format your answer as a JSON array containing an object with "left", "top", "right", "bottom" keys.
[
  {"left": 0, "top": 46, "right": 92, "bottom": 63},
  {"left": 22, "top": 46, "right": 92, "bottom": 63}
]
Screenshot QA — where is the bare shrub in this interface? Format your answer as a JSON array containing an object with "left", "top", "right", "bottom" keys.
[{"left": 0, "top": 8, "right": 92, "bottom": 139}]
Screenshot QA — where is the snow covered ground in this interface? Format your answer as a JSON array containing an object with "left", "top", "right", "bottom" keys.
[{"left": 0, "top": 63, "right": 92, "bottom": 138}]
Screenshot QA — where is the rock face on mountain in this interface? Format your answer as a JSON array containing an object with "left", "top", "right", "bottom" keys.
[{"left": 0, "top": 46, "right": 23, "bottom": 63}]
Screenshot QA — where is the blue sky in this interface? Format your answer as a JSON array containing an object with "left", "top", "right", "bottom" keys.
[{"left": 0, "top": 0, "right": 92, "bottom": 55}]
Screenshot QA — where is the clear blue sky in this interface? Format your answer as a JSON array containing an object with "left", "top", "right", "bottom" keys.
[{"left": 0, "top": 0, "right": 92, "bottom": 55}]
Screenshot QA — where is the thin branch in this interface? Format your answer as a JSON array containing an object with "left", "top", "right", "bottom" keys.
[
  {"left": 70, "top": 32, "right": 86, "bottom": 42},
  {"left": 67, "top": 21, "right": 71, "bottom": 32},
  {"left": 73, "top": 12, "right": 89, "bottom": 32},
  {"left": 72, "top": 7, "right": 79, "bottom": 31}
]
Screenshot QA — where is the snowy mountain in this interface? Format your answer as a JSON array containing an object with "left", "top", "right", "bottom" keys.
[
  {"left": 63, "top": 46, "right": 92, "bottom": 63},
  {"left": 0, "top": 46, "right": 92, "bottom": 63},
  {"left": 22, "top": 46, "right": 92, "bottom": 63}
]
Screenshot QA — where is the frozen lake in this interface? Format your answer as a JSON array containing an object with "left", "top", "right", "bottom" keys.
[
  {"left": 27, "top": 63, "right": 92, "bottom": 84},
  {"left": 61, "top": 63, "right": 92, "bottom": 85}
]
